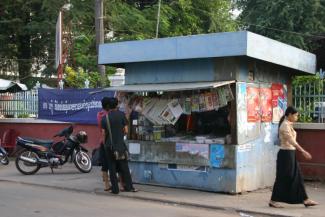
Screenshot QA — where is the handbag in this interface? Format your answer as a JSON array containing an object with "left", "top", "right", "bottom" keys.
[
  {"left": 91, "top": 147, "right": 102, "bottom": 166},
  {"left": 105, "top": 115, "right": 129, "bottom": 160}
]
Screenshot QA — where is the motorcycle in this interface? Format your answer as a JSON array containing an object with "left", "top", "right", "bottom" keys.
[
  {"left": 15, "top": 125, "right": 92, "bottom": 175},
  {"left": 0, "top": 143, "right": 9, "bottom": 165}
]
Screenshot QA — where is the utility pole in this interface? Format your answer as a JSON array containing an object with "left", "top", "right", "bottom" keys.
[
  {"left": 155, "top": 0, "right": 162, "bottom": 38},
  {"left": 95, "top": 0, "right": 106, "bottom": 87}
]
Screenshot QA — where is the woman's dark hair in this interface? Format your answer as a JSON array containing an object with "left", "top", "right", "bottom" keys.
[
  {"left": 278, "top": 106, "right": 298, "bottom": 129},
  {"left": 108, "top": 97, "right": 118, "bottom": 109},
  {"left": 101, "top": 97, "right": 110, "bottom": 110}
]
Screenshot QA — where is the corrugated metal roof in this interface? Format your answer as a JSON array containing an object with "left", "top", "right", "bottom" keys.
[
  {"left": 103, "top": 80, "right": 235, "bottom": 92},
  {"left": 99, "top": 31, "right": 316, "bottom": 74}
]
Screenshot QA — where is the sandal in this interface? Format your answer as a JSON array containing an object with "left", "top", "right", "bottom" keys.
[
  {"left": 104, "top": 186, "right": 112, "bottom": 192},
  {"left": 124, "top": 188, "right": 138, "bottom": 192},
  {"left": 304, "top": 200, "right": 319, "bottom": 207},
  {"left": 130, "top": 188, "right": 138, "bottom": 192},
  {"left": 269, "top": 201, "right": 283, "bottom": 208}
]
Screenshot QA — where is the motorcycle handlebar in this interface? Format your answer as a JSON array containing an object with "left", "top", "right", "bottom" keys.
[{"left": 54, "top": 125, "right": 74, "bottom": 138}]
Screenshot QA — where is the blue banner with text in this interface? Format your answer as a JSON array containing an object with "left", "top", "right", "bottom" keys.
[{"left": 38, "top": 89, "right": 115, "bottom": 124}]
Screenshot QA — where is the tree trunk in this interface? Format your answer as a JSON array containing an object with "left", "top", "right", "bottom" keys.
[{"left": 17, "top": 6, "right": 32, "bottom": 83}]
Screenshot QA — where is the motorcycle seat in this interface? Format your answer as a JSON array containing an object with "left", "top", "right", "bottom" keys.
[{"left": 21, "top": 137, "right": 53, "bottom": 147}]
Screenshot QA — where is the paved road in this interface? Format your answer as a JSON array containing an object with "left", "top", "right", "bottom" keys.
[
  {"left": 0, "top": 182, "right": 248, "bottom": 217},
  {"left": 3, "top": 163, "right": 317, "bottom": 217}
]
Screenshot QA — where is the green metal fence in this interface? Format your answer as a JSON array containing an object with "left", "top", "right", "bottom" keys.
[
  {"left": 293, "top": 80, "right": 325, "bottom": 123},
  {"left": 0, "top": 90, "right": 38, "bottom": 118}
]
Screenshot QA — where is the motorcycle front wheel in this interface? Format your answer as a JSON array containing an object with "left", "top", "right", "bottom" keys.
[
  {"left": 15, "top": 149, "right": 41, "bottom": 175},
  {"left": 0, "top": 156, "right": 9, "bottom": 165},
  {"left": 74, "top": 151, "right": 92, "bottom": 173}
]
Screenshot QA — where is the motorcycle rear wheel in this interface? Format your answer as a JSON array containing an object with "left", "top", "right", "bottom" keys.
[
  {"left": 74, "top": 151, "right": 92, "bottom": 173},
  {"left": 0, "top": 156, "right": 9, "bottom": 165},
  {"left": 15, "top": 149, "right": 41, "bottom": 175}
]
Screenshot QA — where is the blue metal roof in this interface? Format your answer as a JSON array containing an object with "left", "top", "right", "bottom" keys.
[{"left": 99, "top": 31, "right": 316, "bottom": 74}]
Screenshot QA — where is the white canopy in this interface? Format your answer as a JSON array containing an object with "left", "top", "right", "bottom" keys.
[
  {"left": 104, "top": 80, "right": 235, "bottom": 92},
  {"left": 0, "top": 79, "right": 28, "bottom": 92}
]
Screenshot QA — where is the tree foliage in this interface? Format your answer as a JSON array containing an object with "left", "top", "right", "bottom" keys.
[
  {"left": 235, "top": 0, "right": 325, "bottom": 51},
  {"left": 64, "top": 66, "right": 101, "bottom": 88},
  {"left": 0, "top": 0, "right": 237, "bottom": 88},
  {"left": 106, "top": 0, "right": 237, "bottom": 40},
  {"left": 0, "top": 0, "right": 67, "bottom": 84}
]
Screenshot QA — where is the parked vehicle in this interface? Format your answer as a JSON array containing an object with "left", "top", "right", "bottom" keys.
[
  {"left": 15, "top": 125, "right": 92, "bottom": 175},
  {"left": 0, "top": 143, "right": 9, "bottom": 165}
]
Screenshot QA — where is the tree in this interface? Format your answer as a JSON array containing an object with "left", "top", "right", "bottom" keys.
[
  {"left": 65, "top": 0, "right": 96, "bottom": 70},
  {"left": 235, "top": 0, "right": 325, "bottom": 51},
  {"left": 0, "top": 0, "right": 238, "bottom": 87},
  {"left": 0, "top": 0, "right": 67, "bottom": 86},
  {"left": 105, "top": 0, "right": 237, "bottom": 40},
  {"left": 68, "top": 0, "right": 238, "bottom": 85},
  {"left": 64, "top": 66, "right": 101, "bottom": 88}
]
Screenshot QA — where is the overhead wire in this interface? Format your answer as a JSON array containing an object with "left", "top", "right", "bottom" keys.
[
  {"left": 64, "top": 2, "right": 325, "bottom": 40},
  {"left": 2, "top": 1, "right": 325, "bottom": 63},
  {"left": 235, "top": 21, "right": 325, "bottom": 39}
]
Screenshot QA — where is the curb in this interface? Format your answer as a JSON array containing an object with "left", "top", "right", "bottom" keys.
[{"left": 0, "top": 179, "right": 293, "bottom": 217}]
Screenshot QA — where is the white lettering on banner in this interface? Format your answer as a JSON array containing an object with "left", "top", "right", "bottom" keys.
[{"left": 42, "top": 100, "right": 101, "bottom": 112}]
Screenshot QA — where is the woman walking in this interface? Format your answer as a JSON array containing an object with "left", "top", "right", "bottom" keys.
[{"left": 269, "top": 106, "right": 318, "bottom": 208}]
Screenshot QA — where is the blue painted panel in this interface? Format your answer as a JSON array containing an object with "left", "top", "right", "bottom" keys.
[
  {"left": 127, "top": 122, "right": 278, "bottom": 193},
  {"left": 235, "top": 123, "right": 279, "bottom": 192},
  {"left": 210, "top": 144, "right": 225, "bottom": 168},
  {"left": 99, "top": 31, "right": 315, "bottom": 74},
  {"left": 125, "top": 59, "right": 215, "bottom": 84},
  {"left": 247, "top": 32, "right": 316, "bottom": 74},
  {"left": 237, "top": 59, "right": 291, "bottom": 86},
  {"left": 237, "top": 57, "right": 249, "bottom": 81},
  {"left": 99, "top": 31, "right": 247, "bottom": 64},
  {"left": 214, "top": 57, "right": 240, "bottom": 81},
  {"left": 254, "top": 60, "right": 291, "bottom": 83},
  {"left": 176, "top": 32, "right": 247, "bottom": 59},
  {"left": 129, "top": 162, "right": 237, "bottom": 193}
]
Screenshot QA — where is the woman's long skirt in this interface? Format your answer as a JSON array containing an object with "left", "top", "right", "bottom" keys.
[{"left": 271, "top": 149, "right": 308, "bottom": 204}]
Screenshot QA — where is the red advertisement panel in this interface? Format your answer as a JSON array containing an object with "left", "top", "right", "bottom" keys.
[
  {"left": 271, "top": 83, "right": 287, "bottom": 123},
  {"left": 260, "top": 88, "right": 272, "bottom": 122},
  {"left": 247, "top": 87, "right": 260, "bottom": 122}
]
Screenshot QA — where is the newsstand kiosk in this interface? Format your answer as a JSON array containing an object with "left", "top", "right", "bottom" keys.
[{"left": 98, "top": 31, "right": 316, "bottom": 193}]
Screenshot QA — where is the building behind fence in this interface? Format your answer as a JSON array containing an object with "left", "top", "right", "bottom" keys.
[
  {"left": 293, "top": 78, "right": 325, "bottom": 123},
  {"left": 0, "top": 90, "right": 38, "bottom": 118}
]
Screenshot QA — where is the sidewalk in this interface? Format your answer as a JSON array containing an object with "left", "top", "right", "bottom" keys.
[{"left": 0, "top": 162, "right": 324, "bottom": 217}]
